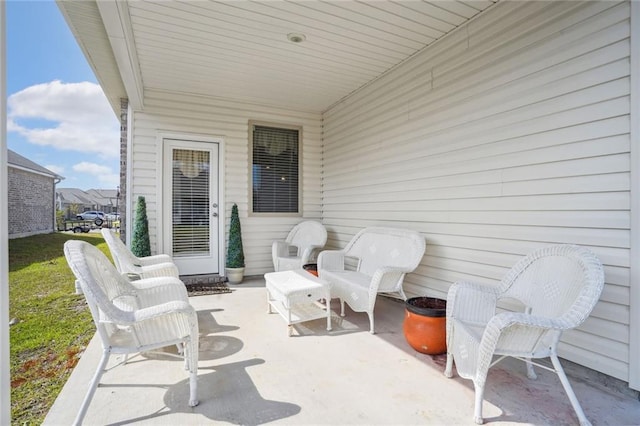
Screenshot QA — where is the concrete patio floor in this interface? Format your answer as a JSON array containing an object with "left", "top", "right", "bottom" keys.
[{"left": 44, "top": 276, "right": 640, "bottom": 425}]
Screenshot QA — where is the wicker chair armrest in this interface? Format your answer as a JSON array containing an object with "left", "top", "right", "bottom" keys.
[
  {"left": 131, "top": 276, "right": 183, "bottom": 290},
  {"left": 138, "top": 262, "right": 180, "bottom": 279},
  {"left": 370, "top": 267, "right": 406, "bottom": 294},
  {"left": 317, "top": 250, "right": 345, "bottom": 271},
  {"left": 132, "top": 300, "right": 195, "bottom": 323},
  {"left": 100, "top": 299, "right": 192, "bottom": 326},
  {"left": 300, "top": 245, "right": 322, "bottom": 265},
  {"left": 272, "top": 240, "right": 292, "bottom": 258},
  {"left": 137, "top": 254, "right": 173, "bottom": 266},
  {"left": 447, "top": 281, "right": 500, "bottom": 322},
  {"left": 130, "top": 302, "right": 198, "bottom": 345},
  {"left": 135, "top": 279, "right": 190, "bottom": 306}
]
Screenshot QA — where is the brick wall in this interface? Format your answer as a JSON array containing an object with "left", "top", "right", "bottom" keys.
[{"left": 8, "top": 168, "right": 55, "bottom": 238}]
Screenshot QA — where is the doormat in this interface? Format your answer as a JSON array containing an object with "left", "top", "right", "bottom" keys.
[{"left": 182, "top": 275, "right": 232, "bottom": 296}]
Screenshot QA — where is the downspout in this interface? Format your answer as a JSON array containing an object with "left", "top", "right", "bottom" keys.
[
  {"left": 53, "top": 178, "right": 61, "bottom": 232},
  {"left": 0, "top": 2, "right": 10, "bottom": 423}
]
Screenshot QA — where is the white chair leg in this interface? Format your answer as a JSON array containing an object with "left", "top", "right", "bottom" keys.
[
  {"left": 184, "top": 346, "right": 189, "bottom": 370},
  {"left": 397, "top": 286, "right": 407, "bottom": 301},
  {"left": 340, "top": 299, "right": 345, "bottom": 317},
  {"left": 550, "top": 355, "right": 591, "bottom": 426},
  {"left": 473, "top": 381, "right": 485, "bottom": 425},
  {"left": 189, "top": 370, "right": 199, "bottom": 407},
  {"left": 368, "top": 312, "right": 375, "bottom": 334},
  {"left": 74, "top": 350, "right": 110, "bottom": 426},
  {"left": 525, "top": 358, "right": 537, "bottom": 379},
  {"left": 444, "top": 353, "right": 454, "bottom": 378},
  {"left": 187, "top": 339, "right": 199, "bottom": 407}
]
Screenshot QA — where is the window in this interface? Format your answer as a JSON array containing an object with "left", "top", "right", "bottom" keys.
[
  {"left": 250, "top": 123, "right": 301, "bottom": 215},
  {"left": 171, "top": 149, "right": 210, "bottom": 256}
]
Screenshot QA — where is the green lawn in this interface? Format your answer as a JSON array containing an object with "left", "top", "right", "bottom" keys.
[{"left": 9, "top": 232, "right": 109, "bottom": 425}]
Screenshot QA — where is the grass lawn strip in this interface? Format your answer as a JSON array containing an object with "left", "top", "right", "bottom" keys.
[{"left": 9, "top": 232, "right": 110, "bottom": 425}]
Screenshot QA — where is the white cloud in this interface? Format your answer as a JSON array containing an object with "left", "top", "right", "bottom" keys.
[
  {"left": 73, "top": 162, "right": 111, "bottom": 175},
  {"left": 8, "top": 80, "right": 119, "bottom": 158},
  {"left": 7, "top": 118, "right": 20, "bottom": 133},
  {"left": 72, "top": 161, "right": 119, "bottom": 188},
  {"left": 44, "top": 164, "right": 65, "bottom": 175}
]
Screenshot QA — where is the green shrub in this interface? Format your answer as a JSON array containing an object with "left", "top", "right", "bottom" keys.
[
  {"left": 226, "top": 203, "right": 245, "bottom": 268},
  {"left": 131, "top": 196, "right": 151, "bottom": 257}
]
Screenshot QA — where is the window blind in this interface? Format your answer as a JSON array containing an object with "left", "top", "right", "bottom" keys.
[
  {"left": 252, "top": 125, "right": 299, "bottom": 213},
  {"left": 172, "top": 149, "right": 210, "bottom": 256}
]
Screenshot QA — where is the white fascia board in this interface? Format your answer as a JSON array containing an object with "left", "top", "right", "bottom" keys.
[
  {"left": 96, "top": 0, "right": 143, "bottom": 110},
  {"left": 56, "top": 1, "right": 124, "bottom": 117},
  {"left": 8, "top": 163, "right": 61, "bottom": 179}
]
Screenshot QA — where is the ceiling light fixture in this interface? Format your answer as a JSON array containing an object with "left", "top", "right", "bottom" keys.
[{"left": 287, "top": 33, "right": 306, "bottom": 43}]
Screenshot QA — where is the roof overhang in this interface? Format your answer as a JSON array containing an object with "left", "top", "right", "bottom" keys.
[
  {"left": 94, "top": 0, "right": 143, "bottom": 111},
  {"left": 57, "top": 0, "right": 498, "bottom": 115}
]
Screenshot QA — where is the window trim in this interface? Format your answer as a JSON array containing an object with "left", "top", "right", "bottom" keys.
[{"left": 248, "top": 120, "right": 303, "bottom": 217}]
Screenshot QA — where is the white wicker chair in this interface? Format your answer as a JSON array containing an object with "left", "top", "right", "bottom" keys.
[
  {"left": 101, "top": 228, "right": 179, "bottom": 279},
  {"left": 272, "top": 221, "right": 327, "bottom": 272},
  {"left": 64, "top": 240, "right": 199, "bottom": 425},
  {"left": 444, "top": 244, "right": 605, "bottom": 426},
  {"left": 318, "top": 227, "right": 426, "bottom": 334}
]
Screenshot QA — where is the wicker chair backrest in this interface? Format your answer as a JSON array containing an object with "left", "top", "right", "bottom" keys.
[
  {"left": 101, "top": 228, "right": 140, "bottom": 272},
  {"left": 500, "top": 244, "right": 604, "bottom": 326},
  {"left": 64, "top": 240, "right": 138, "bottom": 325},
  {"left": 344, "top": 227, "right": 425, "bottom": 277},
  {"left": 286, "top": 221, "right": 327, "bottom": 254}
]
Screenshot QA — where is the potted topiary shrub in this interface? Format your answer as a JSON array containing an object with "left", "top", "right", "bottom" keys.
[
  {"left": 226, "top": 203, "right": 245, "bottom": 284},
  {"left": 131, "top": 196, "right": 151, "bottom": 257}
]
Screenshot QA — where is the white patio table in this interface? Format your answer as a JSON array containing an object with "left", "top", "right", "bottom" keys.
[{"left": 265, "top": 269, "right": 332, "bottom": 336}]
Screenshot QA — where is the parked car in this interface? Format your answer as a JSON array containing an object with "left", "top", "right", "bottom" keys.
[{"left": 76, "top": 211, "right": 106, "bottom": 225}]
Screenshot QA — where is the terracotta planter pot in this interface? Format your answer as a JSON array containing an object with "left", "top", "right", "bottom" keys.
[
  {"left": 303, "top": 263, "right": 318, "bottom": 277},
  {"left": 403, "top": 297, "right": 447, "bottom": 355}
]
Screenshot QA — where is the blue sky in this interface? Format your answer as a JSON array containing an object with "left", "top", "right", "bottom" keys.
[{"left": 7, "top": 0, "right": 120, "bottom": 190}]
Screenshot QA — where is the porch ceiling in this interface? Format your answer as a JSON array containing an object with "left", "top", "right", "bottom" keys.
[{"left": 58, "top": 0, "right": 497, "bottom": 114}]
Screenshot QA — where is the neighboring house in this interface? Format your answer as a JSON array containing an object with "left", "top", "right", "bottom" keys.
[
  {"left": 56, "top": 188, "right": 95, "bottom": 218},
  {"left": 85, "top": 189, "right": 119, "bottom": 214},
  {"left": 56, "top": 188, "right": 119, "bottom": 219},
  {"left": 7, "top": 149, "right": 63, "bottom": 239},
  {"left": 58, "top": 0, "right": 640, "bottom": 394}
]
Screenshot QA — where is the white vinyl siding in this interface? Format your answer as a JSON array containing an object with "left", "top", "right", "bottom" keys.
[
  {"left": 129, "top": 89, "right": 322, "bottom": 276},
  {"left": 323, "top": 1, "right": 632, "bottom": 382}
]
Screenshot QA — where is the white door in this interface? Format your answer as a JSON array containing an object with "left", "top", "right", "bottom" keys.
[{"left": 163, "top": 139, "right": 220, "bottom": 275}]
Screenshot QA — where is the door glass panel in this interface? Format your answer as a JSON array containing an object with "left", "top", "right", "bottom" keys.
[{"left": 172, "top": 149, "right": 210, "bottom": 257}]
